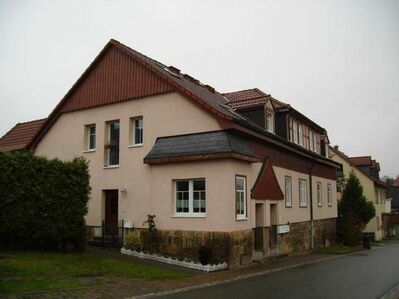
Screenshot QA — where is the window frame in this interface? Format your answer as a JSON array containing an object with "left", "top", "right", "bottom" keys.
[
  {"left": 293, "top": 121, "right": 298, "bottom": 144},
  {"left": 265, "top": 111, "right": 274, "bottom": 133},
  {"left": 235, "top": 175, "right": 247, "bottom": 220},
  {"left": 285, "top": 176, "right": 292, "bottom": 207},
  {"left": 317, "top": 182, "right": 322, "bottom": 207},
  {"left": 173, "top": 178, "right": 206, "bottom": 217},
  {"left": 298, "top": 124, "right": 304, "bottom": 146},
  {"left": 327, "top": 183, "right": 332, "bottom": 207},
  {"left": 299, "top": 179, "right": 308, "bottom": 207},
  {"left": 84, "top": 124, "right": 96, "bottom": 151},
  {"left": 129, "top": 116, "right": 143, "bottom": 147},
  {"left": 105, "top": 120, "right": 120, "bottom": 167}
]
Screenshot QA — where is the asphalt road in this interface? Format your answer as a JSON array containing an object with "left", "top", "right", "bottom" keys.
[{"left": 160, "top": 242, "right": 399, "bottom": 299}]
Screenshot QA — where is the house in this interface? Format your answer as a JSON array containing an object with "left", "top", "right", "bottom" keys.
[
  {"left": 385, "top": 178, "right": 399, "bottom": 212},
  {"left": 0, "top": 39, "right": 340, "bottom": 266},
  {"left": 328, "top": 146, "right": 388, "bottom": 240}
]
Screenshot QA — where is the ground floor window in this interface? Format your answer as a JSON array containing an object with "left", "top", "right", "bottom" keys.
[
  {"left": 236, "top": 175, "right": 247, "bottom": 219},
  {"left": 175, "top": 179, "right": 206, "bottom": 216},
  {"left": 299, "top": 179, "right": 308, "bottom": 207},
  {"left": 327, "top": 183, "right": 332, "bottom": 206}
]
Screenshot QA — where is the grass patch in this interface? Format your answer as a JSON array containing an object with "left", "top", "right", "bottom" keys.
[
  {"left": 0, "top": 251, "right": 187, "bottom": 294},
  {"left": 316, "top": 245, "right": 360, "bottom": 254}
]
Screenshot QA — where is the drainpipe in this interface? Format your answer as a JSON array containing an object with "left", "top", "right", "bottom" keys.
[{"left": 309, "top": 163, "right": 315, "bottom": 250}]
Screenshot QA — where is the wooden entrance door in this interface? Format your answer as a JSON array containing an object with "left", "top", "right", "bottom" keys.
[{"left": 105, "top": 190, "right": 118, "bottom": 236}]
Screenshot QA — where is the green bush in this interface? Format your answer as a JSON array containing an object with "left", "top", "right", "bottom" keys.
[
  {"left": 125, "top": 230, "right": 142, "bottom": 251},
  {"left": 0, "top": 151, "right": 90, "bottom": 251}
]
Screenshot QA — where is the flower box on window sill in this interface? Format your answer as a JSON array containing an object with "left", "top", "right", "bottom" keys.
[{"left": 104, "top": 141, "right": 119, "bottom": 149}]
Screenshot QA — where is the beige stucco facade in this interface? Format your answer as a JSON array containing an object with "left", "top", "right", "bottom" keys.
[
  {"left": 329, "top": 149, "right": 386, "bottom": 240},
  {"left": 35, "top": 92, "right": 337, "bottom": 239}
]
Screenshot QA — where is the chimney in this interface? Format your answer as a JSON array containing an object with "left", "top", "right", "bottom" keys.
[
  {"left": 334, "top": 145, "right": 339, "bottom": 150},
  {"left": 167, "top": 66, "right": 180, "bottom": 74}
]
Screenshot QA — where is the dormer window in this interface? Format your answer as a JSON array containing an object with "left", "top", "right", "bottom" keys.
[{"left": 265, "top": 111, "right": 274, "bottom": 133}]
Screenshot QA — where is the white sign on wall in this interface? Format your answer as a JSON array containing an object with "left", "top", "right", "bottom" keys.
[
  {"left": 122, "top": 219, "right": 134, "bottom": 228},
  {"left": 277, "top": 224, "right": 290, "bottom": 234}
]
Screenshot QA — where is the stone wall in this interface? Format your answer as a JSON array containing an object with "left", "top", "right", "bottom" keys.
[
  {"left": 278, "top": 218, "right": 336, "bottom": 254},
  {"left": 124, "top": 228, "right": 253, "bottom": 267}
]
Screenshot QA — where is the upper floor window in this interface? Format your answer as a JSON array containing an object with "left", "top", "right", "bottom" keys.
[
  {"left": 375, "top": 190, "right": 379, "bottom": 204},
  {"left": 285, "top": 176, "right": 292, "bottom": 207},
  {"left": 293, "top": 121, "right": 298, "bottom": 144},
  {"left": 175, "top": 179, "right": 206, "bottom": 216},
  {"left": 105, "top": 121, "right": 120, "bottom": 166},
  {"left": 298, "top": 124, "right": 304, "bottom": 146},
  {"left": 85, "top": 124, "right": 96, "bottom": 151},
  {"left": 317, "top": 182, "right": 322, "bottom": 207},
  {"left": 265, "top": 111, "right": 274, "bottom": 133},
  {"left": 299, "top": 179, "right": 308, "bottom": 207},
  {"left": 327, "top": 183, "right": 332, "bottom": 206},
  {"left": 236, "top": 176, "right": 247, "bottom": 220},
  {"left": 130, "top": 116, "right": 143, "bottom": 146},
  {"left": 309, "top": 130, "right": 315, "bottom": 152}
]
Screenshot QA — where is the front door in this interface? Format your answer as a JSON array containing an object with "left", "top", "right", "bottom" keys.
[
  {"left": 254, "top": 203, "right": 265, "bottom": 251},
  {"left": 269, "top": 204, "right": 278, "bottom": 250},
  {"left": 104, "top": 190, "right": 118, "bottom": 236}
]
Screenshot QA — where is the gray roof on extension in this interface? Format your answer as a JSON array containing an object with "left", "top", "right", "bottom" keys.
[{"left": 145, "top": 130, "right": 256, "bottom": 162}]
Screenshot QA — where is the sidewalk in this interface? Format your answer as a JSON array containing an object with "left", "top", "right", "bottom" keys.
[{"left": 2, "top": 251, "right": 340, "bottom": 299}]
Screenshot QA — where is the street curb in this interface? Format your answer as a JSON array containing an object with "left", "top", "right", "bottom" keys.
[
  {"left": 127, "top": 254, "right": 342, "bottom": 299},
  {"left": 380, "top": 282, "right": 399, "bottom": 299}
]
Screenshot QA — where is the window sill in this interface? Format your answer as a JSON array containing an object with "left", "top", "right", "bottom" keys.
[
  {"left": 128, "top": 144, "right": 143, "bottom": 148},
  {"left": 236, "top": 217, "right": 248, "bottom": 221},
  {"left": 299, "top": 205, "right": 308, "bottom": 208},
  {"left": 103, "top": 165, "right": 119, "bottom": 169},
  {"left": 285, "top": 205, "right": 292, "bottom": 208},
  {"left": 83, "top": 149, "right": 96, "bottom": 153},
  {"left": 171, "top": 214, "right": 206, "bottom": 218}
]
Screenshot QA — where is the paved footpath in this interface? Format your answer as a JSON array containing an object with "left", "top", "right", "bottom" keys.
[
  {"left": 157, "top": 241, "right": 399, "bottom": 299},
  {"left": 3, "top": 242, "right": 399, "bottom": 299}
]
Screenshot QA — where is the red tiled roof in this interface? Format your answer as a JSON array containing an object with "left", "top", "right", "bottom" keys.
[
  {"left": 223, "top": 88, "right": 290, "bottom": 110},
  {"left": 329, "top": 146, "right": 387, "bottom": 188},
  {"left": 251, "top": 158, "right": 284, "bottom": 200},
  {"left": 30, "top": 39, "right": 239, "bottom": 149},
  {"left": 348, "top": 156, "right": 372, "bottom": 166},
  {"left": 0, "top": 119, "right": 46, "bottom": 151}
]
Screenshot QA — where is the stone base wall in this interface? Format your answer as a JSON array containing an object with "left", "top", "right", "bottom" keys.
[
  {"left": 278, "top": 218, "right": 336, "bottom": 254},
  {"left": 124, "top": 228, "right": 253, "bottom": 268}
]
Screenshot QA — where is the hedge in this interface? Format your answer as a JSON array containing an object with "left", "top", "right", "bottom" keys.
[{"left": 0, "top": 151, "right": 90, "bottom": 251}]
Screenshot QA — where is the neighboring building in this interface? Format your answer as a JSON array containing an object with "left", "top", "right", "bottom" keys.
[
  {"left": 0, "top": 119, "right": 46, "bottom": 151},
  {"left": 384, "top": 178, "right": 399, "bottom": 212},
  {"left": 0, "top": 40, "right": 340, "bottom": 266},
  {"left": 329, "top": 146, "right": 387, "bottom": 240}
]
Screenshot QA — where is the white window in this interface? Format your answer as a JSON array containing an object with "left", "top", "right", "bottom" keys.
[
  {"left": 299, "top": 179, "right": 308, "bottom": 207},
  {"left": 130, "top": 116, "right": 143, "bottom": 146},
  {"left": 236, "top": 176, "right": 247, "bottom": 219},
  {"left": 105, "top": 121, "right": 120, "bottom": 166},
  {"left": 293, "top": 121, "right": 298, "bottom": 144},
  {"left": 309, "top": 130, "right": 315, "bottom": 151},
  {"left": 266, "top": 112, "right": 274, "bottom": 133},
  {"left": 317, "top": 182, "right": 322, "bottom": 207},
  {"left": 85, "top": 124, "right": 96, "bottom": 151},
  {"left": 327, "top": 183, "right": 332, "bottom": 207},
  {"left": 175, "top": 179, "right": 206, "bottom": 216},
  {"left": 285, "top": 176, "right": 292, "bottom": 207},
  {"left": 298, "top": 124, "right": 304, "bottom": 146}
]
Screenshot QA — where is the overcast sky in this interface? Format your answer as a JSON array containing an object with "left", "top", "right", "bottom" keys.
[{"left": 0, "top": 0, "right": 398, "bottom": 177}]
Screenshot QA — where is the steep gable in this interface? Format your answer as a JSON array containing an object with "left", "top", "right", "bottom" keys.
[
  {"left": 60, "top": 45, "right": 175, "bottom": 113},
  {"left": 251, "top": 158, "right": 284, "bottom": 200}
]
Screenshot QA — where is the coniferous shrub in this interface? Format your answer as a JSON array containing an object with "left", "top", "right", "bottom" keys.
[
  {"left": 0, "top": 151, "right": 90, "bottom": 251},
  {"left": 337, "top": 171, "right": 375, "bottom": 246}
]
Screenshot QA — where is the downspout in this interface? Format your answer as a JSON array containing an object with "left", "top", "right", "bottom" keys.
[{"left": 309, "top": 163, "right": 315, "bottom": 250}]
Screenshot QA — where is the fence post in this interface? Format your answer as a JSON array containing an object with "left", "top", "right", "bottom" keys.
[{"left": 102, "top": 220, "right": 105, "bottom": 249}]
